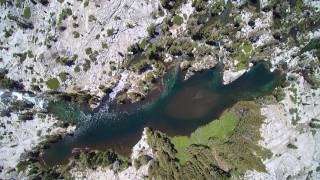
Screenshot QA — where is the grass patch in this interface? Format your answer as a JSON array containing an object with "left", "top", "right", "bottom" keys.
[
  {"left": 237, "top": 52, "right": 248, "bottom": 70},
  {"left": 22, "top": 6, "right": 31, "bottom": 19},
  {"left": 243, "top": 42, "right": 253, "bottom": 53},
  {"left": 172, "top": 112, "right": 239, "bottom": 164},
  {"left": 46, "top": 78, "right": 60, "bottom": 90}
]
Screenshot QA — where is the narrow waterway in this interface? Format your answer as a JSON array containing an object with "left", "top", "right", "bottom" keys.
[{"left": 43, "top": 62, "right": 282, "bottom": 165}]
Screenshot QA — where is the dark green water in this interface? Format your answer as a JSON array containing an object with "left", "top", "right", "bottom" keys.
[{"left": 43, "top": 62, "right": 282, "bottom": 165}]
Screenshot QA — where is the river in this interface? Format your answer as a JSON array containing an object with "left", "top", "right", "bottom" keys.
[{"left": 42, "top": 62, "right": 282, "bottom": 165}]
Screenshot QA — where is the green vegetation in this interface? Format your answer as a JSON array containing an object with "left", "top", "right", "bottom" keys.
[
  {"left": 13, "top": 52, "right": 27, "bottom": 63},
  {"left": 309, "top": 118, "right": 320, "bottom": 129},
  {"left": 107, "top": 28, "right": 115, "bottom": 36},
  {"left": 27, "top": 50, "right": 34, "bottom": 58},
  {"left": 147, "top": 101, "right": 272, "bottom": 179},
  {"left": 0, "top": 69, "right": 23, "bottom": 90},
  {"left": 17, "top": 148, "right": 129, "bottom": 179},
  {"left": 83, "top": 59, "right": 91, "bottom": 72},
  {"left": 243, "top": 42, "right": 253, "bottom": 53},
  {"left": 22, "top": 7, "right": 31, "bottom": 19},
  {"left": 58, "top": 8, "right": 72, "bottom": 24},
  {"left": 147, "top": 23, "right": 156, "bottom": 37},
  {"left": 74, "top": 65, "right": 81, "bottom": 72},
  {"left": 173, "top": 15, "right": 184, "bottom": 25},
  {"left": 46, "top": 78, "right": 60, "bottom": 90},
  {"left": 76, "top": 150, "right": 129, "bottom": 170},
  {"left": 58, "top": 72, "right": 68, "bottom": 82},
  {"left": 300, "top": 38, "right": 320, "bottom": 54},
  {"left": 172, "top": 112, "right": 239, "bottom": 163},
  {"left": 237, "top": 52, "right": 248, "bottom": 70},
  {"left": 55, "top": 56, "right": 71, "bottom": 66},
  {"left": 160, "top": 0, "right": 185, "bottom": 13},
  {"left": 85, "top": 47, "right": 92, "bottom": 55},
  {"left": 72, "top": 31, "right": 80, "bottom": 38},
  {"left": 295, "top": 0, "right": 304, "bottom": 14},
  {"left": 84, "top": 0, "right": 89, "bottom": 7},
  {"left": 15, "top": 0, "right": 21, "bottom": 7},
  {"left": 272, "top": 87, "right": 286, "bottom": 102},
  {"left": 287, "top": 143, "right": 298, "bottom": 149},
  {"left": 134, "top": 155, "right": 152, "bottom": 169},
  {"left": 88, "top": 15, "right": 97, "bottom": 22},
  {"left": 9, "top": 100, "right": 33, "bottom": 111},
  {"left": 0, "top": 0, "right": 6, "bottom": 6},
  {"left": 101, "top": 42, "right": 108, "bottom": 49}
]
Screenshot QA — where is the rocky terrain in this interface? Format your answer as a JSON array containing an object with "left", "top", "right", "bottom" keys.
[
  {"left": 0, "top": 90, "right": 76, "bottom": 178},
  {"left": 1, "top": 0, "right": 163, "bottom": 100},
  {"left": 0, "top": 0, "right": 320, "bottom": 179}
]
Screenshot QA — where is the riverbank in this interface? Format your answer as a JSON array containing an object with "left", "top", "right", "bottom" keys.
[
  {"left": 245, "top": 71, "right": 320, "bottom": 179},
  {"left": 0, "top": 91, "right": 76, "bottom": 178}
]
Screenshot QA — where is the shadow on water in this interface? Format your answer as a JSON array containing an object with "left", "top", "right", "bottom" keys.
[{"left": 43, "top": 62, "right": 283, "bottom": 165}]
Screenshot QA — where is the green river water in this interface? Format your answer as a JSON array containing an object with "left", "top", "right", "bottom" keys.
[{"left": 43, "top": 62, "right": 282, "bottom": 165}]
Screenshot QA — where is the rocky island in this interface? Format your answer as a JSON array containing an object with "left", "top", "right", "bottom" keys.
[{"left": 0, "top": 0, "right": 320, "bottom": 179}]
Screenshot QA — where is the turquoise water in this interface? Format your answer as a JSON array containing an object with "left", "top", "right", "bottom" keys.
[{"left": 43, "top": 62, "right": 282, "bottom": 165}]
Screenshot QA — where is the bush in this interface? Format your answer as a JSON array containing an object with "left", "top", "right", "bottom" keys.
[
  {"left": 107, "top": 28, "right": 115, "bottom": 36},
  {"left": 74, "top": 65, "right": 81, "bottom": 72},
  {"left": 147, "top": 23, "right": 156, "bottom": 37},
  {"left": 287, "top": 143, "right": 298, "bottom": 149},
  {"left": 101, "top": 42, "right": 108, "bottom": 49},
  {"left": 85, "top": 47, "right": 92, "bottom": 55},
  {"left": 58, "top": 8, "right": 72, "bottom": 24},
  {"left": 88, "top": 15, "right": 97, "bottom": 22},
  {"left": 83, "top": 59, "right": 91, "bottom": 72},
  {"left": 46, "top": 78, "right": 60, "bottom": 90},
  {"left": 243, "top": 42, "right": 253, "bottom": 53},
  {"left": 58, "top": 72, "right": 68, "bottom": 82},
  {"left": 173, "top": 15, "right": 183, "bottom": 25},
  {"left": 72, "top": 31, "right": 80, "bottom": 38},
  {"left": 160, "top": 0, "right": 185, "bottom": 12}
]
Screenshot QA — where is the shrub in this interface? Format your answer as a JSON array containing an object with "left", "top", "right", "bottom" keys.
[
  {"left": 84, "top": 0, "right": 89, "bottom": 7},
  {"left": 27, "top": 50, "right": 34, "bottom": 58},
  {"left": 72, "top": 31, "right": 80, "bottom": 38},
  {"left": 58, "top": 8, "right": 72, "bottom": 24},
  {"left": 147, "top": 24, "right": 156, "bottom": 37},
  {"left": 83, "top": 59, "right": 91, "bottom": 72},
  {"left": 101, "top": 42, "right": 108, "bottom": 49},
  {"left": 58, "top": 72, "right": 68, "bottom": 82},
  {"left": 46, "top": 78, "right": 60, "bottom": 90},
  {"left": 173, "top": 15, "right": 183, "bottom": 25},
  {"left": 107, "top": 28, "right": 115, "bottom": 36},
  {"left": 88, "top": 15, "right": 97, "bottom": 22},
  {"left": 287, "top": 143, "right": 298, "bottom": 149},
  {"left": 74, "top": 65, "right": 81, "bottom": 72},
  {"left": 85, "top": 47, "right": 92, "bottom": 55}
]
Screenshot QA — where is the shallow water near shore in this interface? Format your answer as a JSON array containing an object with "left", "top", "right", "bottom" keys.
[{"left": 43, "top": 62, "right": 282, "bottom": 165}]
